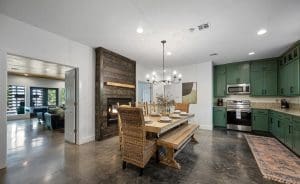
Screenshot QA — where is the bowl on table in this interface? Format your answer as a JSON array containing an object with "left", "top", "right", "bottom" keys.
[
  {"left": 159, "top": 116, "right": 172, "bottom": 122},
  {"left": 180, "top": 112, "right": 188, "bottom": 116},
  {"left": 174, "top": 110, "right": 181, "bottom": 114},
  {"left": 150, "top": 112, "right": 160, "bottom": 117},
  {"left": 170, "top": 114, "right": 181, "bottom": 119}
]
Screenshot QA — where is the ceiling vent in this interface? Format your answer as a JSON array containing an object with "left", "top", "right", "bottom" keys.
[
  {"left": 210, "top": 53, "right": 218, "bottom": 56},
  {"left": 198, "top": 23, "right": 209, "bottom": 31}
]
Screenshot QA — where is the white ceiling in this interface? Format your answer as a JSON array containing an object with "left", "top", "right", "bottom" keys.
[
  {"left": 7, "top": 54, "right": 73, "bottom": 80},
  {"left": 0, "top": 0, "right": 300, "bottom": 66}
]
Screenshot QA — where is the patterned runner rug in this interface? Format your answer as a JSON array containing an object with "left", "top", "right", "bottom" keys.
[{"left": 244, "top": 134, "right": 300, "bottom": 184}]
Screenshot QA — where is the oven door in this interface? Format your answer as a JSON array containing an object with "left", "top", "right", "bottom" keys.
[{"left": 227, "top": 109, "right": 252, "bottom": 131}]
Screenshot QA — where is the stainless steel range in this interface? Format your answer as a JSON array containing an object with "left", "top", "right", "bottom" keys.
[{"left": 226, "top": 100, "right": 251, "bottom": 132}]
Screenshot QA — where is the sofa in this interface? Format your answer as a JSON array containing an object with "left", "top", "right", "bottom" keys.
[{"left": 44, "top": 107, "right": 65, "bottom": 130}]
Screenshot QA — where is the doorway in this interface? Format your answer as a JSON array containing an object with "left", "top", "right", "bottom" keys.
[{"left": 3, "top": 54, "right": 78, "bottom": 168}]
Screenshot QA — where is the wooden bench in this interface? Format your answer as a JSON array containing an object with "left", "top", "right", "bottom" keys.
[{"left": 157, "top": 123, "right": 199, "bottom": 169}]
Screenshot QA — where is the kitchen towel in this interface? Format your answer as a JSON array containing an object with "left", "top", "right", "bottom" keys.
[{"left": 236, "top": 109, "right": 241, "bottom": 119}]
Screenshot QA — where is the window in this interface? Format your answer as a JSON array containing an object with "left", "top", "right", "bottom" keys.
[
  {"left": 60, "top": 88, "right": 65, "bottom": 105},
  {"left": 7, "top": 85, "right": 25, "bottom": 115},
  {"left": 138, "top": 81, "right": 153, "bottom": 103},
  {"left": 30, "top": 87, "right": 58, "bottom": 107},
  {"left": 47, "top": 89, "right": 57, "bottom": 106}
]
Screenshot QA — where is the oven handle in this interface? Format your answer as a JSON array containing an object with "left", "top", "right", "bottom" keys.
[{"left": 227, "top": 109, "right": 251, "bottom": 113}]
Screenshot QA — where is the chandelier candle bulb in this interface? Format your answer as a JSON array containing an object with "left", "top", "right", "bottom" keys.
[{"left": 173, "top": 70, "right": 177, "bottom": 75}]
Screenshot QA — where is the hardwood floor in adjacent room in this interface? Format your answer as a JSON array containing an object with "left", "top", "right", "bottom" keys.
[{"left": 0, "top": 120, "right": 278, "bottom": 184}]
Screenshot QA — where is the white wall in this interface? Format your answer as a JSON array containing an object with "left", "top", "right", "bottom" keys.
[
  {"left": 8, "top": 74, "right": 65, "bottom": 107},
  {"left": 0, "top": 14, "right": 95, "bottom": 145},
  {"left": 0, "top": 51, "right": 7, "bottom": 169},
  {"left": 165, "top": 61, "right": 214, "bottom": 130}
]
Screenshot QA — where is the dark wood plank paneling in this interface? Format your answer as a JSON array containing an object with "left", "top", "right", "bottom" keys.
[{"left": 95, "top": 47, "right": 136, "bottom": 141}]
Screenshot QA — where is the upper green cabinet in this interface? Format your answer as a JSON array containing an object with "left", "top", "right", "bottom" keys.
[
  {"left": 226, "top": 62, "right": 250, "bottom": 84},
  {"left": 250, "top": 59, "right": 277, "bottom": 96},
  {"left": 214, "top": 65, "right": 227, "bottom": 97},
  {"left": 278, "top": 45, "right": 300, "bottom": 96}
]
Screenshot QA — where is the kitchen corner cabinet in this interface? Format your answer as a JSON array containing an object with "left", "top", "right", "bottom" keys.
[
  {"left": 269, "top": 110, "right": 300, "bottom": 155},
  {"left": 214, "top": 65, "right": 227, "bottom": 97},
  {"left": 226, "top": 62, "right": 250, "bottom": 84},
  {"left": 213, "top": 107, "right": 227, "bottom": 128},
  {"left": 250, "top": 59, "right": 277, "bottom": 96},
  {"left": 252, "top": 109, "right": 268, "bottom": 132}
]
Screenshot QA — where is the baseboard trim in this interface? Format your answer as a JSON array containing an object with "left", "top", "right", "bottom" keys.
[
  {"left": 78, "top": 135, "right": 95, "bottom": 145},
  {"left": 199, "top": 124, "right": 213, "bottom": 130}
]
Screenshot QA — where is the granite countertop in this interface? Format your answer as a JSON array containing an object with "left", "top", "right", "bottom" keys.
[{"left": 252, "top": 107, "right": 300, "bottom": 117}]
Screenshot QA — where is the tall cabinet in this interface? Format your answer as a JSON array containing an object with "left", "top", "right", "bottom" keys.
[
  {"left": 250, "top": 59, "right": 277, "bottom": 96},
  {"left": 214, "top": 65, "right": 227, "bottom": 97}
]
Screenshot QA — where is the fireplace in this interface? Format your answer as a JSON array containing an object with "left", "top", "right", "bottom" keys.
[{"left": 107, "top": 98, "right": 133, "bottom": 125}]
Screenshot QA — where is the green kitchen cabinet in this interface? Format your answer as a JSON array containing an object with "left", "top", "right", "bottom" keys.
[
  {"left": 278, "top": 45, "right": 300, "bottom": 97},
  {"left": 213, "top": 107, "right": 227, "bottom": 128},
  {"left": 252, "top": 109, "right": 269, "bottom": 132},
  {"left": 226, "top": 62, "right": 250, "bottom": 84},
  {"left": 292, "top": 117, "right": 300, "bottom": 155},
  {"left": 285, "top": 121, "right": 293, "bottom": 149},
  {"left": 269, "top": 111, "right": 276, "bottom": 133},
  {"left": 214, "top": 65, "right": 227, "bottom": 97},
  {"left": 250, "top": 60, "right": 277, "bottom": 96},
  {"left": 288, "top": 59, "right": 300, "bottom": 96}
]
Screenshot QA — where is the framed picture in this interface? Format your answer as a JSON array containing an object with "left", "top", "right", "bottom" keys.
[{"left": 182, "top": 82, "right": 197, "bottom": 104}]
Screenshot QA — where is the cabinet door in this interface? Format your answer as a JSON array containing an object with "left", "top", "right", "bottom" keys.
[
  {"left": 214, "top": 65, "right": 227, "bottom": 97},
  {"left": 239, "top": 62, "right": 250, "bottom": 84},
  {"left": 285, "top": 122, "right": 293, "bottom": 149},
  {"left": 264, "top": 70, "right": 277, "bottom": 96},
  {"left": 279, "top": 65, "right": 289, "bottom": 96},
  {"left": 226, "top": 64, "right": 239, "bottom": 84},
  {"left": 278, "top": 66, "right": 285, "bottom": 95},
  {"left": 213, "top": 107, "right": 226, "bottom": 127},
  {"left": 279, "top": 118, "right": 288, "bottom": 143},
  {"left": 252, "top": 114, "right": 268, "bottom": 131},
  {"left": 250, "top": 71, "right": 264, "bottom": 96},
  {"left": 293, "top": 119, "right": 300, "bottom": 155},
  {"left": 289, "top": 59, "right": 300, "bottom": 96}
]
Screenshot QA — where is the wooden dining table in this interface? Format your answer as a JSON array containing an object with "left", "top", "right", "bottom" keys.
[{"left": 144, "top": 114, "right": 195, "bottom": 137}]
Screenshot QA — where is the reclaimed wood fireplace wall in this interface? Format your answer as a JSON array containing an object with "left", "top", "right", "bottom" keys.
[{"left": 95, "top": 47, "right": 136, "bottom": 140}]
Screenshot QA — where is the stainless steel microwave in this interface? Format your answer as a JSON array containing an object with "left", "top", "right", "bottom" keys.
[{"left": 227, "top": 84, "right": 250, "bottom": 95}]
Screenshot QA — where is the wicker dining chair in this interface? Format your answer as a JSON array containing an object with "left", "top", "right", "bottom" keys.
[
  {"left": 175, "top": 103, "right": 190, "bottom": 113},
  {"left": 118, "top": 107, "right": 156, "bottom": 176},
  {"left": 118, "top": 105, "right": 131, "bottom": 151}
]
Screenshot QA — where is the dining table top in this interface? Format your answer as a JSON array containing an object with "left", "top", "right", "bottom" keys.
[{"left": 144, "top": 113, "right": 195, "bottom": 136}]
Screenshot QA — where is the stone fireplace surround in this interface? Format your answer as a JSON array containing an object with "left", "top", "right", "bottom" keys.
[{"left": 95, "top": 47, "right": 136, "bottom": 140}]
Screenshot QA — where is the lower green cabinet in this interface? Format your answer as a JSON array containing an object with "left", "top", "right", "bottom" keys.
[
  {"left": 252, "top": 109, "right": 268, "bottom": 131},
  {"left": 213, "top": 107, "right": 226, "bottom": 128},
  {"left": 292, "top": 117, "right": 300, "bottom": 155}
]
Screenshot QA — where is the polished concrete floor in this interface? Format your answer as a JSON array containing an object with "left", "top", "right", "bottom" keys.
[{"left": 0, "top": 119, "right": 279, "bottom": 184}]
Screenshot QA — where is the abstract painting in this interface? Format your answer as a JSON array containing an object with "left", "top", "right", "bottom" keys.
[{"left": 182, "top": 82, "right": 197, "bottom": 104}]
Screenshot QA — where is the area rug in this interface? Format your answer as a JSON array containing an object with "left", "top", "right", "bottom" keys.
[{"left": 244, "top": 134, "right": 300, "bottom": 184}]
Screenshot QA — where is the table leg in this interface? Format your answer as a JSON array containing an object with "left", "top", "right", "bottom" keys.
[
  {"left": 160, "top": 147, "right": 181, "bottom": 169},
  {"left": 191, "top": 134, "right": 199, "bottom": 143}
]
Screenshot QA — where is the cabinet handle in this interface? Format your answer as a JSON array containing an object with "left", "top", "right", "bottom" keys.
[
  {"left": 265, "top": 89, "right": 267, "bottom": 95},
  {"left": 290, "top": 86, "right": 294, "bottom": 94}
]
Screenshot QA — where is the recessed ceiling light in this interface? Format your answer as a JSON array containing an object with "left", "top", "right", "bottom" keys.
[
  {"left": 167, "top": 51, "right": 172, "bottom": 56},
  {"left": 136, "top": 27, "right": 143, "bottom": 34},
  {"left": 24, "top": 73, "right": 28, "bottom": 76},
  {"left": 248, "top": 52, "right": 255, "bottom": 55},
  {"left": 257, "top": 28, "right": 267, "bottom": 35}
]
